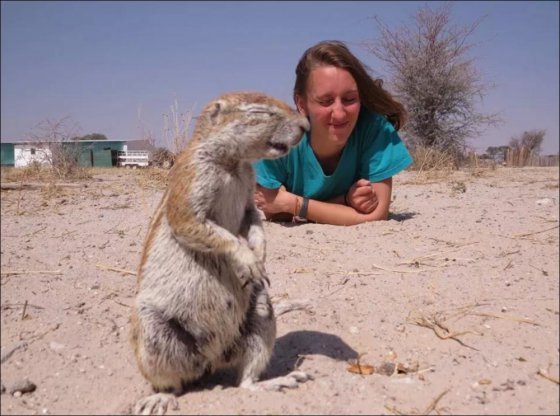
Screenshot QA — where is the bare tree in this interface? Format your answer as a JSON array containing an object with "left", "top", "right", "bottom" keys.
[
  {"left": 509, "top": 129, "right": 545, "bottom": 154},
  {"left": 26, "top": 116, "right": 84, "bottom": 178},
  {"left": 362, "top": 2, "right": 501, "bottom": 161},
  {"left": 506, "top": 129, "right": 546, "bottom": 166},
  {"left": 162, "top": 98, "right": 195, "bottom": 156},
  {"left": 137, "top": 104, "right": 156, "bottom": 148}
]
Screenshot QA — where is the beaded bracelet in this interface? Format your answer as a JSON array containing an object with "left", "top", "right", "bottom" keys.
[{"left": 293, "top": 196, "right": 300, "bottom": 220}]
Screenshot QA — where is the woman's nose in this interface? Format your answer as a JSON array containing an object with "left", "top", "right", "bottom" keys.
[{"left": 331, "top": 100, "right": 346, "bottom": 119}]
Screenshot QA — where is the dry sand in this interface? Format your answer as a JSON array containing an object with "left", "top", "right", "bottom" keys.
[{"left": 1, "top": 166, "right": 559, "bottom": 415}]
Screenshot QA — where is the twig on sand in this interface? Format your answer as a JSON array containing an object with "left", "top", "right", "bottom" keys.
[
  {"left": 371, "top": 263, "right": 426, "bottom": 274},
  {"left": 409, "top": 302, "right": 540, "bottom": 351},
  {"left": 512, "top": 225, "right": 559, "bottom": 238},
  {"left": 330, "top": 270, "right": 383, "bottom": 277},
  {"left": 23, "top": 226, "right": 47, "bottom": 237},
  {"left": 1, "top": 182, "right": 82, "bottom": 190},
  {"left": 21, "top": 300, "right": 28, "bottom": 320},
  {"left": 399, "top": 242, "right": 479, "bottom": 267},
  {"left": 537, "top": 368, "right": 560, "bottom": 385},
  {"left": 19, "top": 323, "right": 61, "bottom": 343},
  {"left": 422, "top": 389, "right": 450, "bottom": 415},
  {"left": 1, "top": 270, "right": 62, "bottom": 276},
  {"left": 408, "top": 310, "right": 480, "bottom": 351},
  {"left": 96, "top": 263, "right": 136, "bottom": 276},
  {"left": 0, "top": 342, "right": 28, "bottom": 364},
  {"left": 470, "top": 312, "right": 539, "bottom": 326},
  {"left": 2, "top": 302, "right": 45, "bottom": 310},
  {"left": 384, "top": 389, "right": 450, "bottom": 415}
]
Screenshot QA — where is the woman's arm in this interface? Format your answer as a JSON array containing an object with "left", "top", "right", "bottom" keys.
[{"left": 255, "top": 178, "right": 393, "bottom": 226}]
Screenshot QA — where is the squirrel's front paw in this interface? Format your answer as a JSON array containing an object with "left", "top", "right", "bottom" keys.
[{"left": 232, "top": 245, "right": 269, "bottom": 288}]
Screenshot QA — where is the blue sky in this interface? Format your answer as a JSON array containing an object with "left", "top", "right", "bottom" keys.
[{"left": 1, "top": 1, "right": 559, "bottom": 154}]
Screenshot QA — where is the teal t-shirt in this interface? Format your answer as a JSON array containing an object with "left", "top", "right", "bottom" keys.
[{"left": 254, "top": 109, "right": 413, "bottom": 201}]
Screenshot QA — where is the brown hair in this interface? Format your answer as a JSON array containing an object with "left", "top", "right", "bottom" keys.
[{"left": 293, "top": 40, "right": 407, "bottom": 131}]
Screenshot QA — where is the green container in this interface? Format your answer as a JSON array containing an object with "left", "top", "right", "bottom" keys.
[
  {"left": 1, "top": 143, "right": 15, "bottom": 166},
  {"left": 76, "top": 141, "right": 125, "bottom": 167}
]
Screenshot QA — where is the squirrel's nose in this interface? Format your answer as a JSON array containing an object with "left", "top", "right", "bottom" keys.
[{"left": 298, "top": 116, "right": 310, "bottom": 133}]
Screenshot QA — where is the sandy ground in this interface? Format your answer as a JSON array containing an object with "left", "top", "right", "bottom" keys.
[{"left": 1, "top": 166, "right": 559, "bottom": 415}]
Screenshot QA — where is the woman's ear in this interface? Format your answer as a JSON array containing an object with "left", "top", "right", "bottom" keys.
[{"left": 295, "top": 95, "right": 306, "bottom": 116}]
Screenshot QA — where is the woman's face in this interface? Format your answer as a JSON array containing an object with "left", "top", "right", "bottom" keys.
[{"left": 296, "top": 65, "right": 361, "bottom": 150}]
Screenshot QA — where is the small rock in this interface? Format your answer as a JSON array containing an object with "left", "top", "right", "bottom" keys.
[
  {"left": 49, "top": 341, "right": 65, "bottom": 351},
  {"left": 536, "top": 198, "right": 555, "bottom": 206},
  {"left": 376, "top": 362, "right": 396, "bottom": 376},
  {"left": 8, "top": 379, "right": 36, "bottom": 395},
  {"left": 389, "top": 376, "right": 416, "bottom": 384}
]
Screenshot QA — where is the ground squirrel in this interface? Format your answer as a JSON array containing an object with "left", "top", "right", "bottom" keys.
[{"left": 130, "top": 92, "right": 311, "bottom": 415}]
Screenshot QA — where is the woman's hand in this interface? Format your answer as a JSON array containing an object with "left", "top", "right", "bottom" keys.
[
  {"left": 254, "top": 185, "right": 295, "bottom": 215},
  {"left": 346, "top": 179, "right": 378, "bottom": 214}
]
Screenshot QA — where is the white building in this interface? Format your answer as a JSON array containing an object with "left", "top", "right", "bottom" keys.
[{"left": 14, "top": 143, "right": 52, "bottom": 167}]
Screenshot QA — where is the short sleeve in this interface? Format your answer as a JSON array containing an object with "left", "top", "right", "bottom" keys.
[
  {"left": 358, "top": 113, "right": 413, "bottom": 182},
  {"left": 253, "top": 158, "right": 287, "bottom": 189}
]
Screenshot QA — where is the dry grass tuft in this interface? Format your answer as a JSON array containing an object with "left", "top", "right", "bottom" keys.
[
  {"left": 1, "top": 165, "right": 91, "bottom": 183},
  {"left": 408, "top": 146, "right": 456, "bottom": 171},
  {"left": 1, "top": 165, "right": 52, "bottom": 183},
  {"left": 403, "top": 147, "right": 501, "bottom": 184},
  {"left": 137, "top": 167, "right": 169, "bottom": 188},
  {"left": 403, "top": 147, "right": 456, "bottom": 184}
]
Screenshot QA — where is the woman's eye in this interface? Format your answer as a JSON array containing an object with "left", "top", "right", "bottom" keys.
[{"left": 316, "top": 97, "right": 357, "bottom": 106}]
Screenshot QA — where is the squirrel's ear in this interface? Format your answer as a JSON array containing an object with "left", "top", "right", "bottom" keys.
[{"left": 209, "top": 101, "right": 224, "bottom": 125}]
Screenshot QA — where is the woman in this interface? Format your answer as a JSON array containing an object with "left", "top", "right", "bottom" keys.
[{"left": 254, "top": 40, "right": 412, "bottom": 226}]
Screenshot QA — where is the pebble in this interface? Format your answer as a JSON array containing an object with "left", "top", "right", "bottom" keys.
[
  {"left": 389, "top": 376, "right": 416, "bottom": 384},
  {"left": 8, "top": 379, "right": 36, "bottom": 395},
  {"left": 49, "top": 341, "right": 65, "bottom": 351},
  {"left": 536, "top": 198, "right": 555, "bottom": 206}
]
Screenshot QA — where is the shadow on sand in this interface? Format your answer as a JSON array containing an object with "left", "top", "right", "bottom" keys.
[
  {"left": 389, "top": 211, "right": 418, "bottom": 221},
  {"left": 193, "top": 330, "right": 357, "bottom": 389},
  {"left": 265, "top": 330, "right": 358, "bottom": 379}
]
